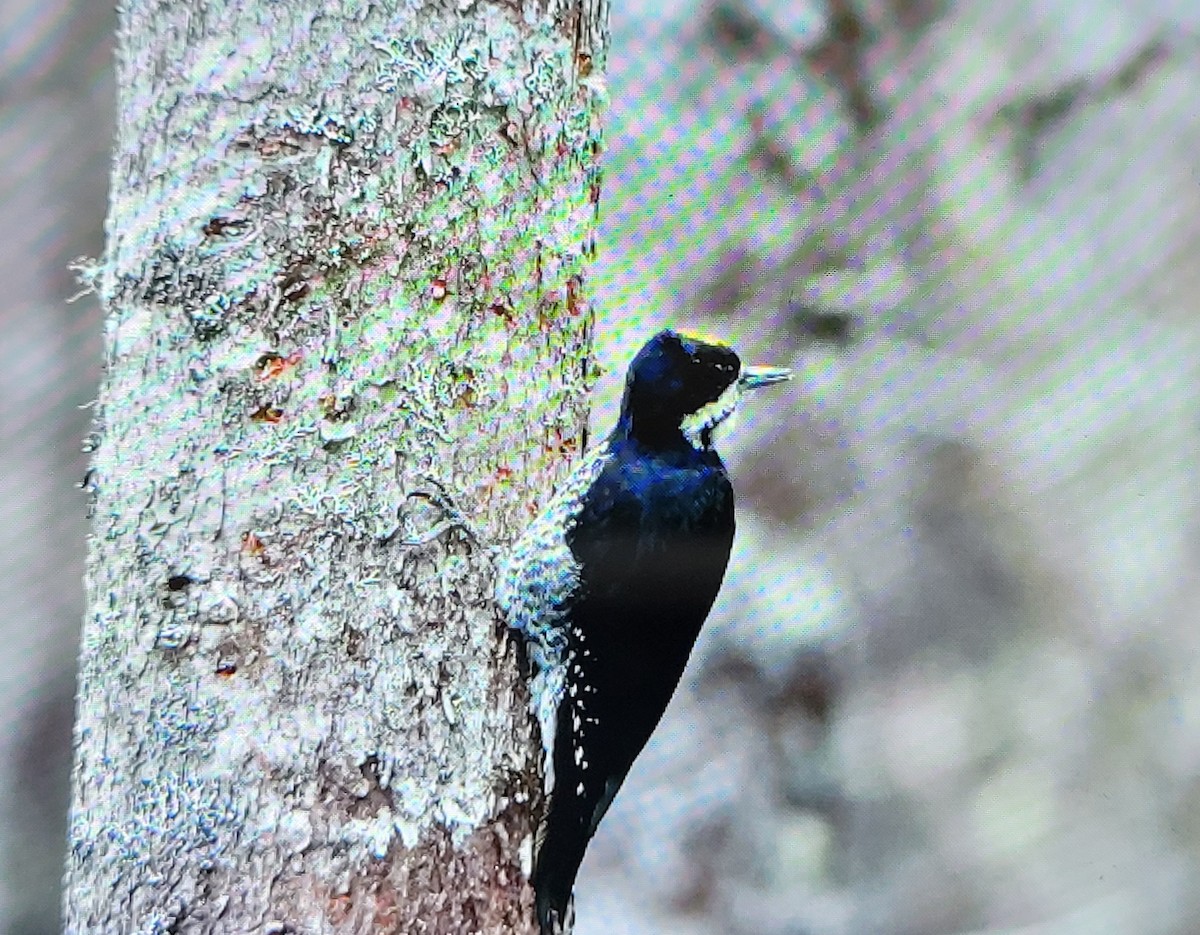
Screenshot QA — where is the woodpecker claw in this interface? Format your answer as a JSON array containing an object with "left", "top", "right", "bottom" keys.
[{"left": 398, "top": 479, "right": 489, "bottom": 549}]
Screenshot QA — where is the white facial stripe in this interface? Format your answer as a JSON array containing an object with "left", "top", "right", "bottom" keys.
[{"left": 681, "top": 378, "right": 742, "bottom": 449}]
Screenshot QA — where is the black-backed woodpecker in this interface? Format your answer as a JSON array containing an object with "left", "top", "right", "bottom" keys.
[{"left": 497, "top": 329, "right": 791, "bottom": 934}]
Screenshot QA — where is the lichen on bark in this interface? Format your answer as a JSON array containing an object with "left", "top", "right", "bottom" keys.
[{"left": 66, "top": 1, "right": 609, "bottom": 932}]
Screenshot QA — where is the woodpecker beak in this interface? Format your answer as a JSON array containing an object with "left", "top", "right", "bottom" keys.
[{"left": 738, "top": 365, "right": 793, "bottom": 389}]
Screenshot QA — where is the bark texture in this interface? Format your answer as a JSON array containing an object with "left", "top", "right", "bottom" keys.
[{"left": 66, "top": 1, "right": 609, "bottom": 932}]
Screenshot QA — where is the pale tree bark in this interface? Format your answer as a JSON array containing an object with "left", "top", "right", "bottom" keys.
[{"left": 66, "top": 1, "right": 608, "bottom": 932}]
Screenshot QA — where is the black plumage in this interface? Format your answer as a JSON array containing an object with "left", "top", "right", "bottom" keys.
[{"left": 496, "top": 330, "right": 790, "bottom": 933}]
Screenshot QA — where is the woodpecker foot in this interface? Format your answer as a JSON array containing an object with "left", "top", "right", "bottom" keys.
[{"left": 399, "top": 477, "right": 492, "bottom": 550}]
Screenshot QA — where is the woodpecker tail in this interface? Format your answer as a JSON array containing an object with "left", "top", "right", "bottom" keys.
[
  {"left": 535, "top": 886, "right": 575, "bottom": 935},
  {"left": 532, "top": 813, "right": 586, "bottom": 935}
]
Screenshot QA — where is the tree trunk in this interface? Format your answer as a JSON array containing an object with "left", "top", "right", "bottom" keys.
[{"left": 65, "top": 1, "right": 609, "bottom": 932}]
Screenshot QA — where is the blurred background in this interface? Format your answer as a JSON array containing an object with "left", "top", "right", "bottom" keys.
[{"left": 3, "top": 1, "right": 1199, "bottom": 933}]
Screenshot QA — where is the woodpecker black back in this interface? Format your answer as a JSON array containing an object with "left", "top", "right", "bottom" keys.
[{"left": 497, "top": 330, "right": 790, "bottom": 934}]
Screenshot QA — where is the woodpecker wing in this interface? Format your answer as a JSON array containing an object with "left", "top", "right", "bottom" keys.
[{"left": 501, "top": 431, "right": 735, "bottom": 935}]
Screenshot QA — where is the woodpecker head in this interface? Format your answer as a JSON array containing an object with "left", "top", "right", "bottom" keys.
[{"left": 619, "top": 329, "right": 791, "bottom": 447}]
